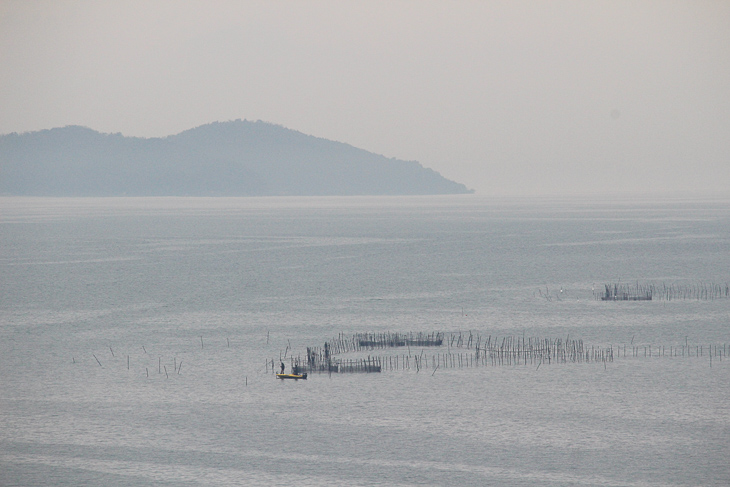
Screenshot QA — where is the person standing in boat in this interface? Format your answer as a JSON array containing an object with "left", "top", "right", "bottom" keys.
[{"left": 280, "top": 361, "right": 285, "bottom": 374}]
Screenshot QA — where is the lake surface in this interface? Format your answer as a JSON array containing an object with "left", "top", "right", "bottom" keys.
[{"left": 1, "top": 195, "right": 728, "bottom": 486}]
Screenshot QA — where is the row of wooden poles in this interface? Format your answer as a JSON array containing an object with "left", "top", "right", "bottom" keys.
[
  {"left": 283, "top": 334, "right": 614, "bottom": 374},
  {"left": 317, "top": 331, "right": 444, "bottom": 356},
  {"left": 618, "top": 343, "right": 728, "bottom": 359},
  {"left": 596, "top": 281, "right": 730, "bottom": 301},
  {"left": 275, "top": 331, "right": 729, "bottom": 374},
  {"left": 280, "top": 344, "right": 613, "bottom": 374}
]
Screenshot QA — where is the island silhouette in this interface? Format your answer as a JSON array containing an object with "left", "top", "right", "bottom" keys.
[{"left": 0, "top": 120, "right": 473, "bottom": 196}]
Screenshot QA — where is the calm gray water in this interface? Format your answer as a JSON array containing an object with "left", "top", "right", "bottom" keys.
[{"left": 1, "top": 195, "right": 728, "bottom": 486}]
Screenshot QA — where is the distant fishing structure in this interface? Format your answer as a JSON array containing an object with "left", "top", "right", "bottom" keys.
[
  {"left": 275, "top": 330, "right": 727, "bottom": 375},
  {"left": 286, "top": 331, "right": 612, "bottom": 374},
  {"left": 595, "top": 281, "right": 729, "bottom": 301}
]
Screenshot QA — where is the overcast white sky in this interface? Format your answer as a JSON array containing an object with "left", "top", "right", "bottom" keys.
[{"left": 1, "top": 1, "right": 729, "bottom": 196}]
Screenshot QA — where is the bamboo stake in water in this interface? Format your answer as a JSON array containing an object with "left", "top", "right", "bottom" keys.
[{"left": 709, "top": 345, "right": 712, "bottom": 368}]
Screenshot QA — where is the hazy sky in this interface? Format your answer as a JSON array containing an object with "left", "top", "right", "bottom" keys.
[{"left": 1, "top": 1, "right": 729, "bottom": 196}]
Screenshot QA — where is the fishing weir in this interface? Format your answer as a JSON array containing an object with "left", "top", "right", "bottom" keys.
[
  {"left": 599, "top": 283, "right": 653, "bottom": 301},
  {"left": 275, "top": 331, "right": 619, "bottom": 375},
  {"left": 596, "top": 281, "right": 730, "bottom": 301},
  {"left": 269, "top": 329, "right": 729, "bottom": 376}
]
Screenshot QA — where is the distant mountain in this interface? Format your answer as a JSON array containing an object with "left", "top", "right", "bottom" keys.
[{"left": 0, "top": 120, "right": 473, "bottom": 196}]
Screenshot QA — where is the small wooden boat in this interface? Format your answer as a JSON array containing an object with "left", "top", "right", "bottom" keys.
[{"left": 276, "top": 373, "right": 307, "bottom": 380}]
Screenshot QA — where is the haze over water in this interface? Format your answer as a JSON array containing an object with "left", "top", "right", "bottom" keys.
[
  {"left": 2, "top": 2, "right": 729, "bottom": 196},
  {"left": 1, "top": 195, "right": 728, "bottom": 486}
]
